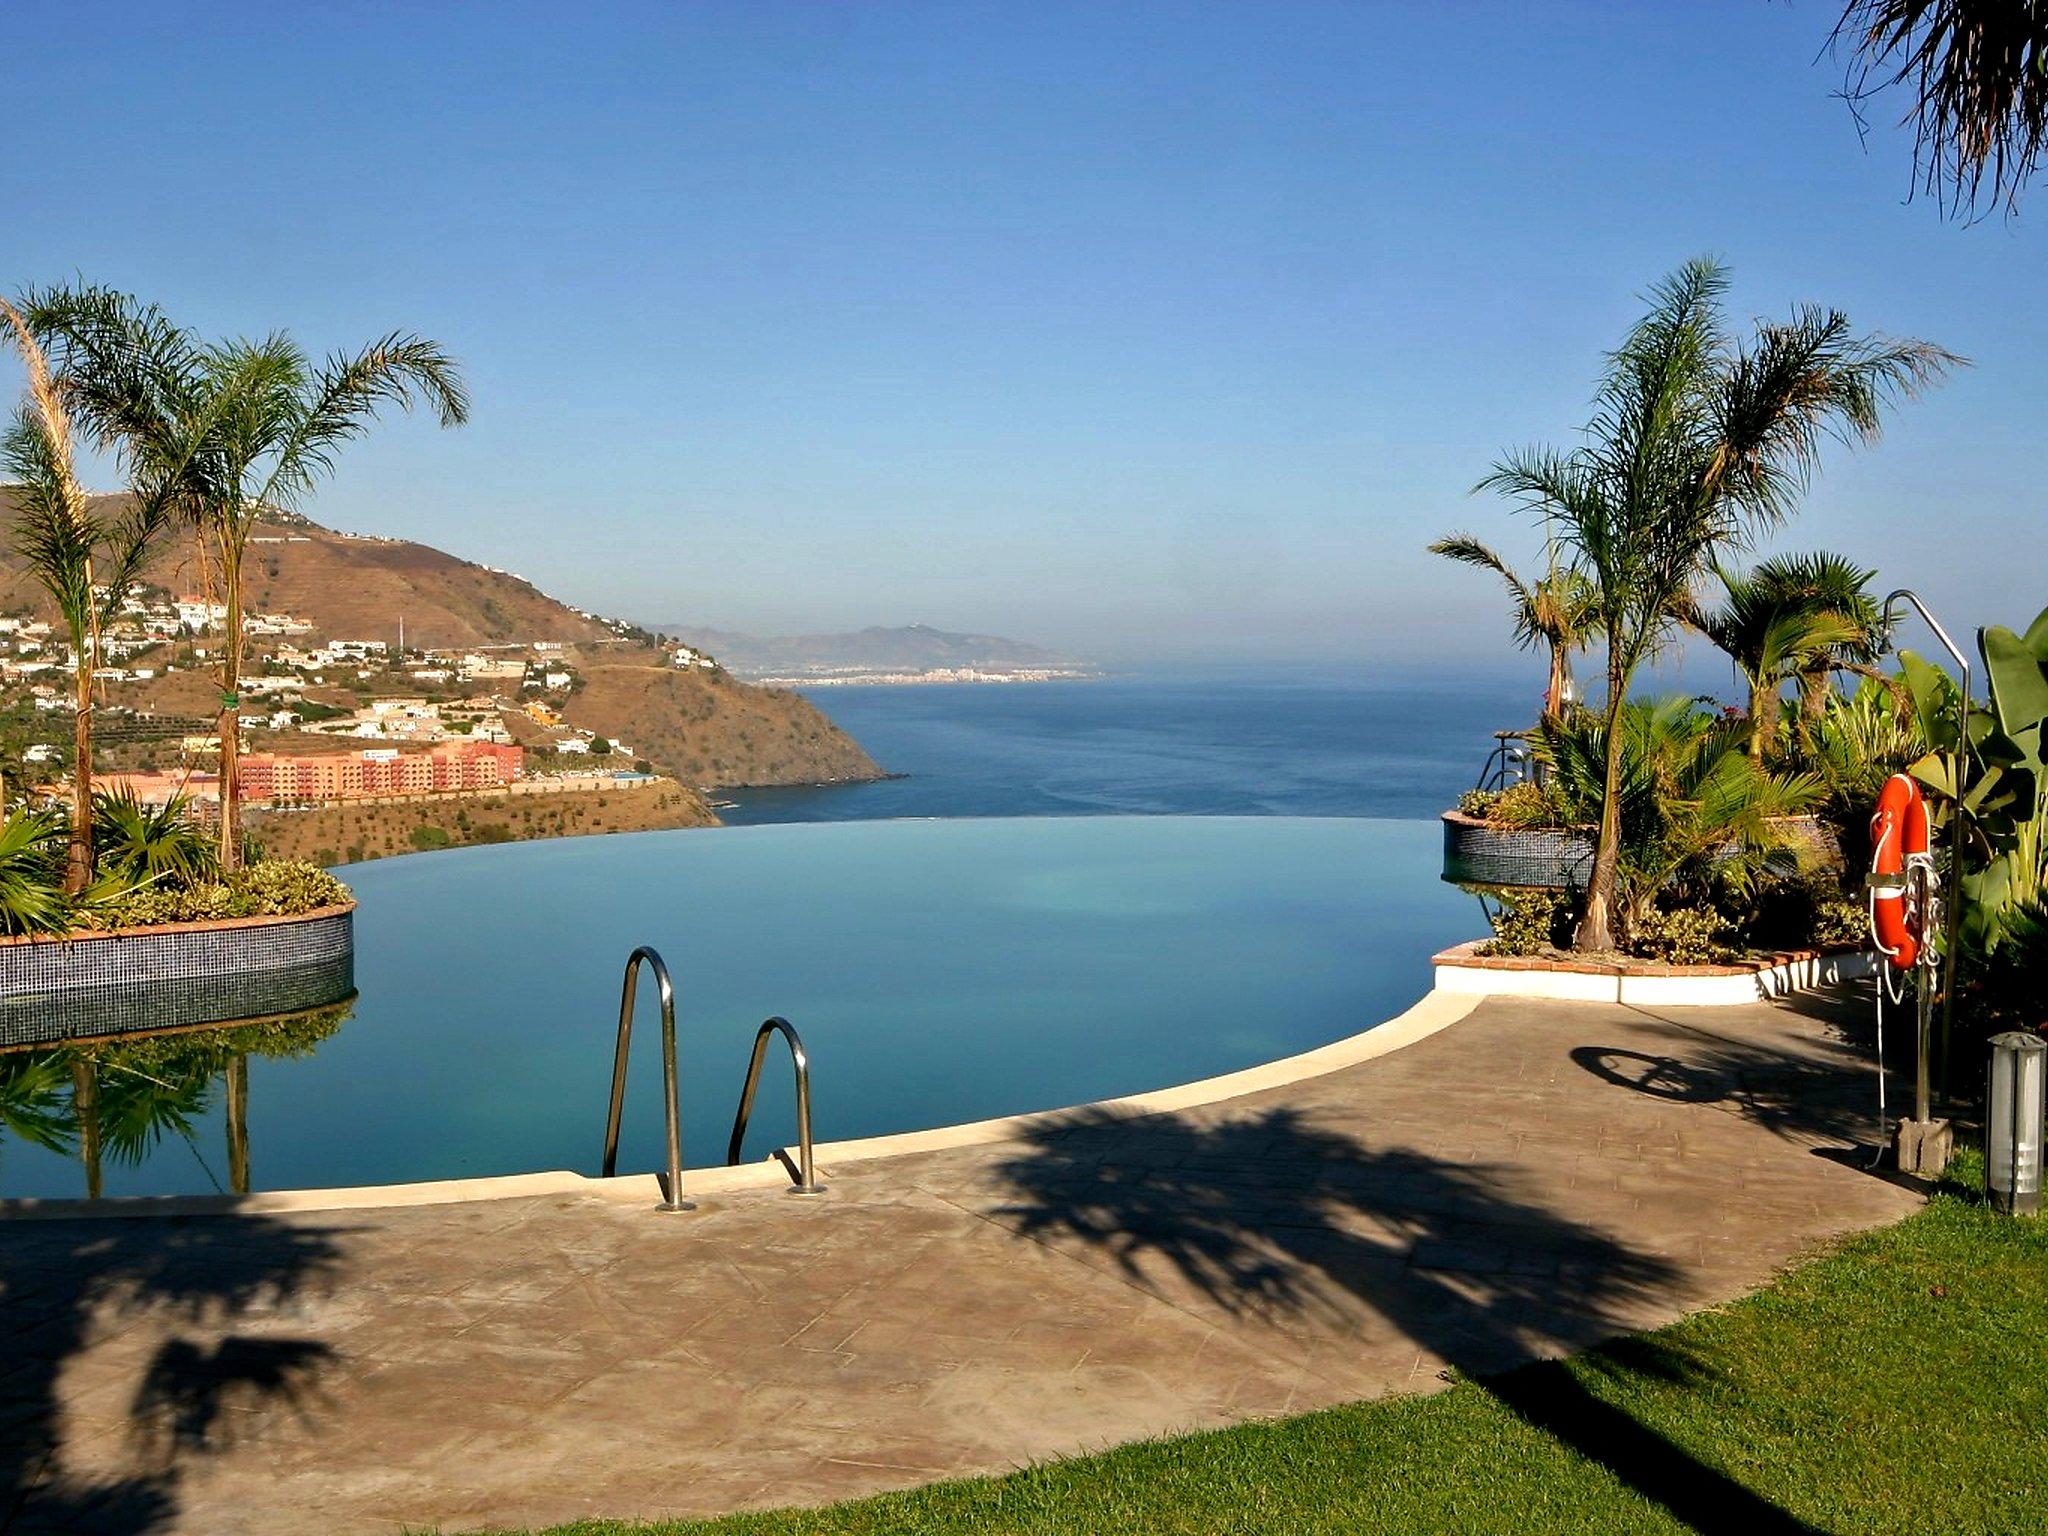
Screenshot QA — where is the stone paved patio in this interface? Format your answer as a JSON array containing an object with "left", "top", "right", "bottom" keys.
[{"left": 0, "top": 989, "right": 1919, "bottom": 1535}]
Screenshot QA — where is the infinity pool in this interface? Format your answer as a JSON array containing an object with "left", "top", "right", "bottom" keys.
[{"left": 0, "top": 817, "right": 1471, "bottom": 1200}]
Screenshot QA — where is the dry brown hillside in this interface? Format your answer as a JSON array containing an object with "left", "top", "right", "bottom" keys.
[
  {"left": 0, "top": 491, "right": 610, "bottom": 649},
  {"left": 564, "top": 662, "right": 882, "bottom": 788},
  {"left": 0, "top": 491, "right": 885, "bottom": 791}
]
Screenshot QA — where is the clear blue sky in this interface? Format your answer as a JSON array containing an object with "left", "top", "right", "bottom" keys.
[{"left": 3, "top": 1, "right": 2039, "bottom": 667}]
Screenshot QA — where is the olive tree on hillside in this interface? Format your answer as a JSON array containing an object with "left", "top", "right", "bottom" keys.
[{"left": 1479, "top": 258, "right": 1953, "bottom": 952}]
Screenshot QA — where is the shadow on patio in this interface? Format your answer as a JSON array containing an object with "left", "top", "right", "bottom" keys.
[
  {"left": 0, "top": 1213, "right": 344, "bottom": 1535},
  {"left": 990, "top": 1103, "right": 1829, "bottom": 1536}
]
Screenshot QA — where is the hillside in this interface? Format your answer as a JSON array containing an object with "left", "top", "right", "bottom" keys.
[
  {"left": 248, "top": 780, "right": 717, "bottom": 866},
  {"left": 0, "top": 492, "right": 611, "bottom": 650},
  {"left": 561, "top": 660, "right": 883, "bottom": 787},
  {"left": 654, "top": 622, "right": 1085, "bottom": 681},
  {"left": 0, "top": 492, "right": 887, "bottom": 792}
]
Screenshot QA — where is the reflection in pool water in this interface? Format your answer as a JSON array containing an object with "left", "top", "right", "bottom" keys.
[
  {"left": 0, "top": 817, "right": 1471, "bottom": 1200},
  {"left": 0, "top": 1003, "right": 353, "bottom": 1199}
]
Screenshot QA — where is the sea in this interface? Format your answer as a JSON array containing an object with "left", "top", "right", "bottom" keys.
[{"left": 719, "top": 668, "right": 1539, "bottom": 825}]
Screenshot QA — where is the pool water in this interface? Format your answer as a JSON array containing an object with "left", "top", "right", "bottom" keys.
[{"left": 0, "top": 817, "right": 1472, "bottom": 1200}]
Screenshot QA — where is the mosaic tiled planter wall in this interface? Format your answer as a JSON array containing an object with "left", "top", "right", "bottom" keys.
[
  {"left": 1441, "top": 812, "right": 1841, "bottom": 891},
  {"left": 0, "top": 905, "right": 355, "bottom": 1049},
  {"left": 1440, "top": 812, "right": 1595, "bottom": 889}
]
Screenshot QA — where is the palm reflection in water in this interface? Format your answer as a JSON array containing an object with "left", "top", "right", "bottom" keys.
[{"left": 0, "top": 1002, "right": 352, "bottom": 1199}]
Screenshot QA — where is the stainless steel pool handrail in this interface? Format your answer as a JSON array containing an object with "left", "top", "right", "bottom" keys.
[
  {"left": 725, "top": 1016, "right": 825, "bottom": 1196},
  {"left": 1475, "top": 729, "right": 1535, "bottom": 792},
  {"left": 600, "top": 946, "right": 694, "bottom": 1211}
]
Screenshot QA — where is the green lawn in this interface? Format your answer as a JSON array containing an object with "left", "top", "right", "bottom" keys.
[{"left": 506, "top": 1162, "right": 2047, "bottom": 1536}]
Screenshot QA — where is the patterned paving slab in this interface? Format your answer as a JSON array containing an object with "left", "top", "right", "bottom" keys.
[{"left": 0, "top": 990, "right": 1920, "bottom": 1534}]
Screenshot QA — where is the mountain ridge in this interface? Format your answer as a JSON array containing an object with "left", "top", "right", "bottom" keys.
[{"left": 651, "top": 621, "right": 1086, "bottom": 680}]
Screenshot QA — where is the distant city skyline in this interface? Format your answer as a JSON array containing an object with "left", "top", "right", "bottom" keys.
[{"left": 4, "top": 2, "right": 2041, "bottom": 667}]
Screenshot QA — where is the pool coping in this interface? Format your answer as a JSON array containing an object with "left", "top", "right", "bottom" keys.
[{"left": 0, "top": 988, "right": 1481, "bottom": 1221}]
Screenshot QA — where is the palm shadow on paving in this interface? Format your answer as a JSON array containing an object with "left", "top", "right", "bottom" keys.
[
  {"left": 1581, "top": 984, "right": 1895, "bottom": 1153},
  {"left": 991, "top": 1104, "right": 1829, "bottom": 1536},
  {"left": 0, "top": 1214, "right": 344, "bottom": 1536}
]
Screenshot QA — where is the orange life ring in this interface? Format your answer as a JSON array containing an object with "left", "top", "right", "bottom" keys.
[{"left": 1869, "top": 773, "right": 1929, "bottom": 968}]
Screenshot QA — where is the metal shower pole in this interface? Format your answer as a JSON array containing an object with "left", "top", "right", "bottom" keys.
[{"left": 1880, "top": 588, "right": 1970, "bottom": 1119}]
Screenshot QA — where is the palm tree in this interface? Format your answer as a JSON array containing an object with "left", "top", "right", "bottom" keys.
[
  {"left": 30, "top": 291, "right": 468, "bottom": 867},
  {"left": 189, "top": 335, "right": 468, "bottom": 864},
  {"left": 1427, "top": 536, "right": 1599, "bottom": 717},
  {"left": 1758, "top": 552, "right": 1887, "bottom": 733},
  {"left": 1690, "top": 558, "right": 1873, "bottom": 763},
  {"left": 0, "top": 297, "right": 183, "bottom": 891},
  {"left": 1534, "top": 695, "right": 1826, "bottom": 933},
  {"left": 1481, "top": 258, "right": 1954, "bottom": 951},
  {"left": 1834, "top": 0, "right": 2048, "bottom": 216}
]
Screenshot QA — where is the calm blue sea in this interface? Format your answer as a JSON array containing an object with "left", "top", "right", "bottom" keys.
[{"left": 721, "top": 670, "right": 1537, "bottom": 824}]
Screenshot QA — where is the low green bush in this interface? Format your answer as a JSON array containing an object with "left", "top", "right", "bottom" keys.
[
  {"left": 1456, "top": 782, "right": 1570, "bottom": 829},
  {"left": 1627, "top": 902, "right": 1738, "bottom": 965},
  {"left": 1455, "top": 788, "right": 1501, "bottom": 819},
  {"left": 77, "top": 860, "right": 352, "bottom": 930},
  {"left": 1476, "top": 887, "right": 1576, "bottom": 956}
]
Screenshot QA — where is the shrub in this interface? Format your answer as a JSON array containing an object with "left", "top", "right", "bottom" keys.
[
  {"left": 410, "top": 825, "right": 452, "bottom": 851},
  {"left": 1728, "top": 877, "right": 1870, "bottom": 953},
  {"left": 1476, "top": 887, "right": 1576, "bottom": 956},
  {"left": 230, "top": 861, "right": 351, "bottom": 915},
  {"left": 1456, "top": 783, "right": 1568, "bottom": 828},
  {"left": 1809, "top": 893, "right": 1868, "bottom": 951},
  {"left": 1490, "top": 781, "right": 1569, "bottom": 828},
  {"left": 1627, "top": 902, "right": 1738, "bottom": 965},
  {"left": 76, "top": 860, "right": 351, "bottom": 929}
]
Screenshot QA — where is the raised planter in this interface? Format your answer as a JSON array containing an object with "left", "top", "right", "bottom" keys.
[
  {"left": 1440, "top": 811, "right": 1594, "bottom": 888},
  {"left": 1441, "top": 811, "right": 1843, "bottom": 890},
  {"left": 0, "top": 904, "right": 356, "bottom": 1050},
  {"left": 1430, "top": 938, "right": 1874, "bottom": 1007}
]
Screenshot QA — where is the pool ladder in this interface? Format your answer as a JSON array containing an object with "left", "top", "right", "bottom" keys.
[{"left": 599, "top": 946, "right": 824, "bottom": 1211}]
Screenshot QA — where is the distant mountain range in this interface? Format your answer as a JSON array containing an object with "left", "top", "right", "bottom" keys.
[{"left": 650, "top": 623, "right": 1090, "bottom": 682}]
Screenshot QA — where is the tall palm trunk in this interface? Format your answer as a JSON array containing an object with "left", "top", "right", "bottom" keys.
[
  {"left": 1573, "top": 649, "right": 1626, "bottom": 952},
  {"left": 225, "top": 1054, "right": 250, "bottom": 1195},
  {"left": 1747, "top": 678, "right": 1781, "bottom": 765},
  {"left": 2, "top": 297, "right": 98, "bottom": 892},
  {"left": 217, "top": 534, "right": 245, "bottom": 870},
  {"left": 67, "top": 656, "right": 93, "bottom": 894},
  {"left": 1545, "top": 645, "right": 1570, "bottom": 718},
  {"left": 72, "top": 1057, "right": 102, "bottom": 1200}
]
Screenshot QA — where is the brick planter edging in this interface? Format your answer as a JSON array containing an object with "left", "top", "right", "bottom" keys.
[{"left": 1430, "top": 939, "right": 1876, "bottom": 1007}]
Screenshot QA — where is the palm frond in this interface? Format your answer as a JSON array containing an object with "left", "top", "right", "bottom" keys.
[
  {"left": 1834, "top": 0, "right": 2048, "bottom": 216},
  {"left": 250, "top": 333, "right": 469, "bottom": 514}
]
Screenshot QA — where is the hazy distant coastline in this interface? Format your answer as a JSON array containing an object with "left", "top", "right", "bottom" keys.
[{"left": 647, "top": 622, "right": 1096, "bottom": 686}]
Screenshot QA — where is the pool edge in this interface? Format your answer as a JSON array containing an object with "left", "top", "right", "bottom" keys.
[{"left": 0, "top": 989, "right": 1481, "bottom": 1221}]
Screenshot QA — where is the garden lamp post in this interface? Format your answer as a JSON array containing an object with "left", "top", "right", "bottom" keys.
[{"left": 1986, "top": 1032, "right": 2045, "bottom": 1216}]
